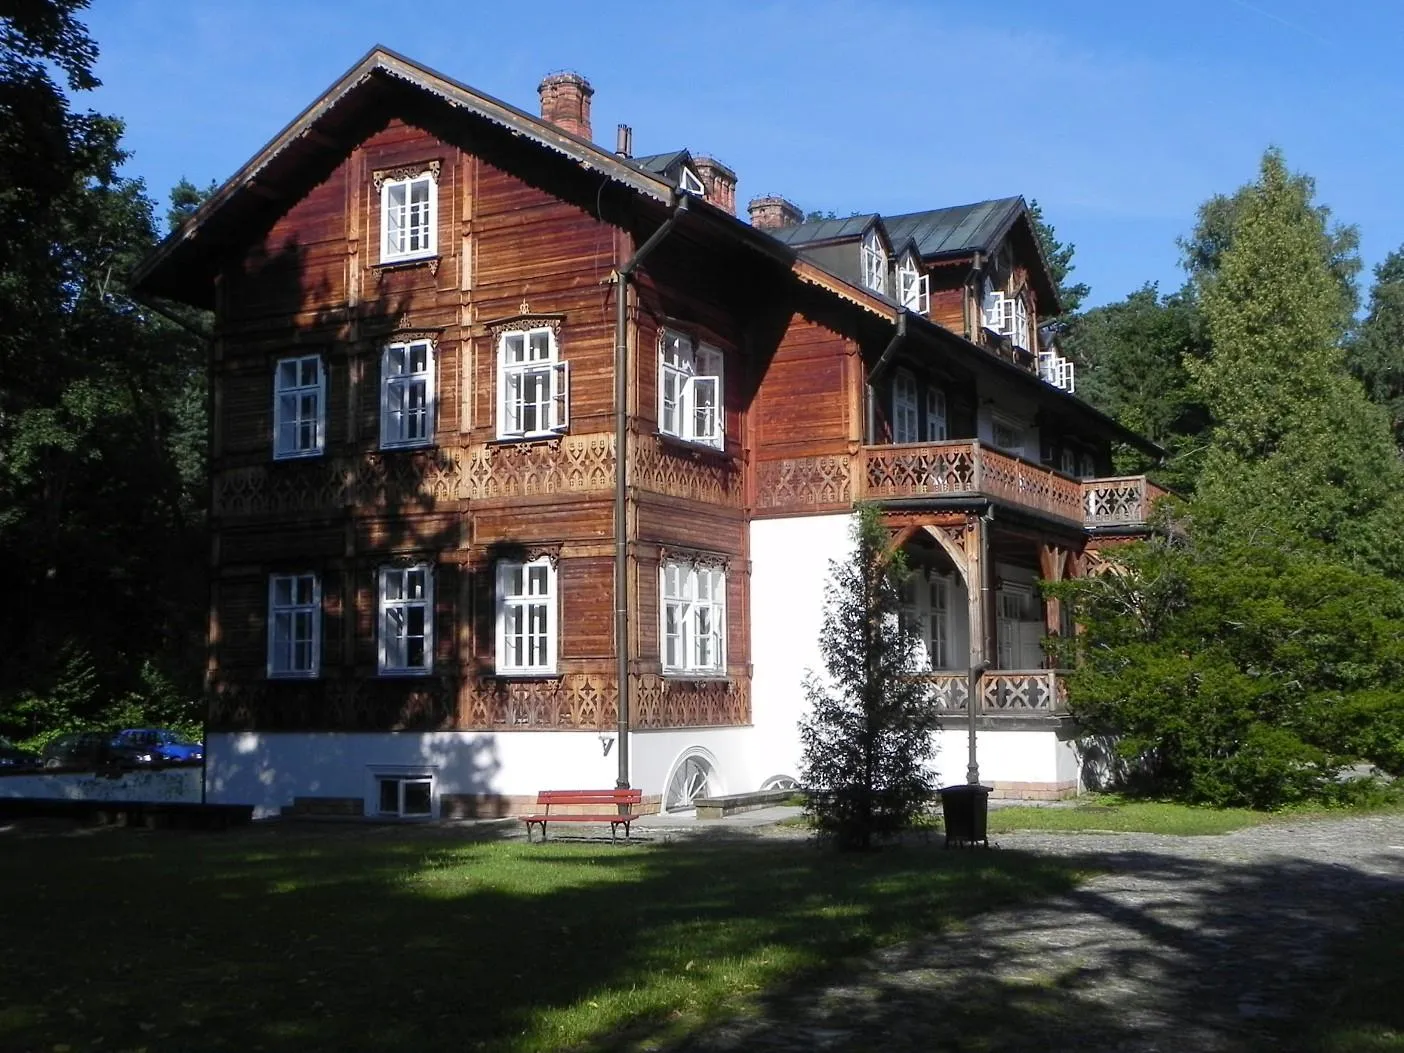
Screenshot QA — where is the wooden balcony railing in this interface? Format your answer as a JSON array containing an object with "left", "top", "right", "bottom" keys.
[
  {"left": 861, "top": 441, "right": 1162, "bottom": 528},
  {"left": 914, "top": 670, "right": 1067, "bottom": 716},
  {"left": 1082, "top": 476, "right": 1167, "bottom": 528}
]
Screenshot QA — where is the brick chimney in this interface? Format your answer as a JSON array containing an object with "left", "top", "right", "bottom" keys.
[
  {"left": 538, "top": 72, "right": 594, "bottom": 140},
  {"left": 693, "top": 156, "right": 737, "bottom": 215},
  {"left": 748, "top": 195, "right": 803, "bottom": 230}
]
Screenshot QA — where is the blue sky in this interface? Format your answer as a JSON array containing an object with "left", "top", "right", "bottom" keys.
[{"left": 81, "top": 0, "right": 1403, "bottom": 310}]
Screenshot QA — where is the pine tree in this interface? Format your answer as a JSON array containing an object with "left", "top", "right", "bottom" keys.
[
  {"left": 798, "top": 505, "right": 939, "bottom": 848},
  {"left": 1348, "top": 248, "right": 1404, "bottom": 449},
  {"left": 1189, "top": 148, "right": 1404, "bottom": 574}
]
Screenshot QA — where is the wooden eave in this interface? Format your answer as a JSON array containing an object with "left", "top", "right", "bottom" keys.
[
  {"left": 899, "top": 309, "right": 1161, "bottom": 458},
  {"left": 131, "top": 46, "right": 673, "bottom": 308}
]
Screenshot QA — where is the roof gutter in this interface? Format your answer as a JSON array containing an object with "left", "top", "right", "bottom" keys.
[{"left": 614, "top": 192, "right": 690, "bottom": 789}]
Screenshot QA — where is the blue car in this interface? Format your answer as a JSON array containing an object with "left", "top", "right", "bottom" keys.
[{"left": 114, "top": 729, "right": 204, "bottom": 764}]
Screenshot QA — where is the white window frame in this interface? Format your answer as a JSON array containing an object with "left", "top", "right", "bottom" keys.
[
  {"left": 380, "top": 171, "right": 437, "bottom": 264},
  {"left": 981, "top": 279, "right": 1005, "bottom": 331},
  {"left": 380, "top": 339, "right": 436, "bottom": 449},
  {"left": 1002, "top": 293, "right": 1032, "bottom": 352},
  {"left": 896, "top": 253, "right": 929, "bottom": 314},
  {"left": 497, "top": 327, "right": 569, "bottom": 439},
  {"left": 680, "top": 166, "right": 706, "bottom": 194},
  {"left": 378, "top": 565, "right": 434, "bottom": 676},
  {"left": 267, "top": 573, "right": 320, "bottom": 678},
  {"left": 991, "top": 415, "right": 1025, "bottom": 457},
  {"left": 375, "top": 773, "right": 434, "bottom": 818},
  {"left": 661, "top": 561, "right": 726, "bottom": 676},
  {"left": 861, "top": 228, "right": 888, "bottom": 295},
  {"left": 925, "top": 388, "right": 948, "bottom": 442},
  {"left": 495, "top": 557, "right": 557, "bottom": 676},
  {"left": 272, "top": 354, "right": 325, "bottom": 460},
  {"left": 658, "top": 329, "right": 724, "bottom": 449},
  {"left": 892, "top": 370, "right": 919, "bottom": 445}
]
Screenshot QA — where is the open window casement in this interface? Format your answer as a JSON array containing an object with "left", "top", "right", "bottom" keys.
[
  {"left": 658, "top": 330, "right": 724, "bottom": 448},
  {"left": 498, "top": 328, "right": 569, "bottom": 438},
  {"left": 689, "top": 375, "right": 720, "bottom": 445},
  {"left": 981, "top": 280, "right": 1005, "bottom": 330},
  {"left": 861, "top": 229, "right": 888, "bottom": 294},
  {"left": 896, "top": 254, "right": 929, "bottom": 314},
  {"left": 925, "top": 388, "right": 948, "bottom": 442}
]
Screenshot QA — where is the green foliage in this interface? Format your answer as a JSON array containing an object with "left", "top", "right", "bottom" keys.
[
  {"left": 1181, "top": 152, "right": 1361, "bottom": 331},
  {"left": 1053, "top": 535, "right": 1404, "bottom": 808},
  {"left": 1028, "top": 199, "right": 1089, "bottom": 315},
  {"left": 0, "top": 3, "right": 210, "bottom": 737},
  {"left": 1347, "top": 247, "right": 1404, "bottom": 448},
  {"left": 1190, "top": 149, "right": 1404, "bottom": 576},
  {"left": 1062, "top": 283, "right": 1210, "bottom": 490},
  {"left": 799, "top": 505, "right": 940, "bottom": 847},
  {"left": 166, "top": 175, "right": 216, "bottom": 233}
]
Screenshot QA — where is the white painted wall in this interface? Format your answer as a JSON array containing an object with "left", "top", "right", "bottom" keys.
[
  {"left": 749, "top": 513, "right": 853, "bottom": 789},
  {"left": 934, "top": 728, "right": 1063, "bottom": 785},
  {"left": 630, "top": 727, "right": 756, "bottom": 811},
  {"left": 206, "top": 730, "right": 622, "bottom": 818},
  {"left": 0, "top": 767, "right": 202, "bottom": 802}
]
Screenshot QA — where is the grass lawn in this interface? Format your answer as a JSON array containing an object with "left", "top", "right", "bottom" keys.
[
  {"left": 985, "top": 795, "right": 1404, "bottom": 837},
  {"left": 0, "top": 821, "right": 1080, "bottom": 1053},
  {"left": 986, "top": 798, "right": 1267, "bottom": 836},
  {"left": 1294, "top": 896, "right": 1404, "bottom": 1052}
]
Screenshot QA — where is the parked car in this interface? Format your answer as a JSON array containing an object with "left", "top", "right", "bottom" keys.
[
  {"left": 114, "top": 728, "right": 204, "bottom": 764},
  {"left": 0, "top": 736, "right": 41, "bottom": 771},
  {"left": 40, "top": 732, "right": 154, "bottom": 770}
]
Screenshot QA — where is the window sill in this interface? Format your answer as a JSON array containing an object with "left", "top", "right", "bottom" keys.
[
  {"left": 272, "top": 449, "right": 325, "bottom": 462},
  {"left": 267, "top": 671, "right": 321, "bottom": 681},
  {"left": 379, "top": 439, "right": 436, "bottom": 452},
  {"left": 489, "top": 669, "right": 560, "bottom": 679},
  {"left": 489, "top": 433, "right": 567, "bottom": 446},
  {"left": 656, "top": 432, "right": 733, "bottom": 461},
  {"left": 661, "top": 672, "right": 731, "bottom": 683},
  {"left": 375, "top": 254, "right": 441, "bottom": 277},
  {"left": 376, "top": 668, "right": 435, "bottom": 678}
]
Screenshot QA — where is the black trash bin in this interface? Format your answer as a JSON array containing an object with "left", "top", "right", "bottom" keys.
[{"left": 938, "top": 784, "right": 992, "bottom": 847}]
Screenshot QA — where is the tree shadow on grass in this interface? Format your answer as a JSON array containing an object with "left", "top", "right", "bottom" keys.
[
  {"left": 3, "top": 822, "right": 1401, "bottom": 1052},
  {"left": 0, "top": 824, "right": 1069, "bottom": 1052}
]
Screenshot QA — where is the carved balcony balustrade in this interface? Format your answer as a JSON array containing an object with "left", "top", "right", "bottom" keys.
[
  {"left": 912, "top": 670, "right": 1068, "bottom": 717},
  {"left": 860, "top": 440, "right": 1163, "bottom": 529}
]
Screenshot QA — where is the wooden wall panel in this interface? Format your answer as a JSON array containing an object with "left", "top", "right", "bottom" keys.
[
  {"left": 559, "top": 556, "right": 612, "bottom": 660},
  {"left": 751, "top": 316, "right": 854, "bottom": 458}
]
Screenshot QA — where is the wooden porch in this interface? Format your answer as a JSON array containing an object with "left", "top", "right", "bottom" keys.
[{"left": 862, "top": 440, "right": 1165, "bottom": 529}]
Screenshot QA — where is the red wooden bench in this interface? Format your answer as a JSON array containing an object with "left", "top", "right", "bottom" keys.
[{"left": 522, "top": 788, "right": 643, "bottom": 843}]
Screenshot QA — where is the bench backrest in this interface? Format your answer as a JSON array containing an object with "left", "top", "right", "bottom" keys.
[{"left": 536, "top": 789, "right": 643, "bottom": 809}]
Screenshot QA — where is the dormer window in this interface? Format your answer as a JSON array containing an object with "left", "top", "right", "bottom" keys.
[
  {"left": 896, "top": 252, "right": 929, "bottom": 314},
  {"left": 981, "top": 280, "right": 1031, "bottom": 352},
  {"left": 861, "top": 229, "right": 888, "bottom": 295},
  {"left": 379, "top": 167, "right": 438, "bottom": 264},
  {"left": 680, "top": 166, "right": 706, "bottom": 195},
  {"left": 1038, "top": 350, "right": 1076, "bottom": 393}
]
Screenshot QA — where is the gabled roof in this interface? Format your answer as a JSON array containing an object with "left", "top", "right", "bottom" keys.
[
  {"left": 767, "top": 213, "right": 880, "bottom": 247},
  {"left": 883, "top": 196, "right": 1025, "bottom": 259},
  {"left": 630, "top": 149, "right": 690, "bottom": 176},
  {"left": 133, "top": 46, "right": 673, "bottom": 304}
]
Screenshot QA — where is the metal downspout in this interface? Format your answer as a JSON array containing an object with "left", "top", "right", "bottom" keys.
[
  {"left": 866, "top": 311, "right": 907, "bottom": 444},
  {"left": 614, "top": 194, "right": 689, "bottom": 788}
]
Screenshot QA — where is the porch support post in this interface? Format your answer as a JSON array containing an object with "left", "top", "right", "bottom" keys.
[{"left": 1038, "top": 543, "right": 1068, "bottom": 640}]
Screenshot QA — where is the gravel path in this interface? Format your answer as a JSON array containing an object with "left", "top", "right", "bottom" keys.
[{"left": 671, "top": 813, "right": 1404, "bottom": 1052}]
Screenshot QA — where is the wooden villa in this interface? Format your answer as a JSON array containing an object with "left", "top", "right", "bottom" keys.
[{"left": 133, "top": 47, "right": 1162, "bottom": 818}]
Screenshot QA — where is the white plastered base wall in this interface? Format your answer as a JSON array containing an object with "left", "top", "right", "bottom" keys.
[{"left": 206, "top": 730, "right": 623, "bottom": 819}]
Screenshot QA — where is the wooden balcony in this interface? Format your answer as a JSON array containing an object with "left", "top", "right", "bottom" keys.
[
  {"left": 861, "top": 441, "right": 1162, "bottom": 529},
  {"left": 916, "top": 670, "right": 1068, "bottom": 716}
]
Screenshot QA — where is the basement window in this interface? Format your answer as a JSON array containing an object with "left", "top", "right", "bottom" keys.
[{"left": 376, "top": 774, "right": 433, "bottom": 818}]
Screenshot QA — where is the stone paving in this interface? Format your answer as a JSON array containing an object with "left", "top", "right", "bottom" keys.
[{"left": 668, "top": 812, "right": 1404, "bottom": 1053}]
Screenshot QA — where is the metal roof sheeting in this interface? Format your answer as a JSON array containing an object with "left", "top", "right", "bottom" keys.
[
  {"left": 767, "top": 213, "right": 879, "bottom": 246},
  {"left": 884, "top": 197, "right": 1024, "bottom": 258}
]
